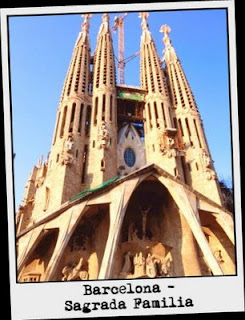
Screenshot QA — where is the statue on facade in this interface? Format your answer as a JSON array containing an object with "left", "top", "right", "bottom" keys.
[
  {"left": 157, "top": 128, "right": 177, "bottom": 158},
  {"left": 140, "top": 205, "right": 151, "bottom": 240},
  {"left": 159, "top": 257, "right": 173, "bottom": 277},
  {"left": 202, "top": 150, "right": 211, "bottom": 168},
  {"left": 157, "top": 127, "right": 166, "bottom": 152},
  {"left": 120, "top": 251, "right": 132, "bottom": 278},
  {"left": 214, "top": 249, "right": 224, "bottom": 264},
  {"left": 62, "top": 134, "right": 75, "bottom": 165},
  {"left": 61, "top": 257, "right": 88, "bottom": 281},
  {"left": 146, "top": 253, "right": 157, "bottom": 278},
  {"left": 128, "top": 222, "right": 140, "bottom": 242},
  {"left": 133, "top": 252, "right": 145, "bottom": 277},
  {"left": 98, "top": 121, "right": 110, "bottom": 149}
]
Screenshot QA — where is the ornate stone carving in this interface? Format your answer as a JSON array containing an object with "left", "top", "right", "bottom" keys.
[
  {"left": 98, "top": 121, "right": 110, "bottom": 149},
  {"left": 133, "top": 252, "right": 145, "bottom": 277},
  {"left": 205, "top": 169, "right": 217, "bottom": 180},
  {"left": 202, "top": 150, "right": 211, "bottom": 168},
  {"left": 200, "top": 149, "right": 217, "bottom": 180},
  {"left": 214, "top": 249, "right": 224, "bottom": 264},
  {"left": 120, "top": 252, "right": 132, "bottom": 278},
  {"left": 157, "top": 128, "right": 177, "bottom": 158},
  {"left": 62, "top": 257, "right": 88, "bottom": 281},
  {"left": 158, "top": 257, "right": 173, "bottom": 277},
  {"left": 146, "top": 253, "right": 157, "bottom": 278},
  {"left": 62, "top": 134, "right": 75, "bottom": 165}
]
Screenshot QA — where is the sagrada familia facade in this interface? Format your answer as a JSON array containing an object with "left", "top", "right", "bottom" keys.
[{"left": 15, "top": 12, "right": 235, "bottom": 282}]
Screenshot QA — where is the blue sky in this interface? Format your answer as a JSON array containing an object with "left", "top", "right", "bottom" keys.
[{"left": 8, "top": 8, "right": 232, "bottom": 209}]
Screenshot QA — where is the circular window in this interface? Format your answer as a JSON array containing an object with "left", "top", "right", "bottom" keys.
[{"left": 124, "top": 148, "right": 136, "bottom": 167}]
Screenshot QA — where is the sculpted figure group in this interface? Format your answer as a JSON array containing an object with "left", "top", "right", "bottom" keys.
[{"left": 120, "top": 251, "right": 173, "bottom": 279}]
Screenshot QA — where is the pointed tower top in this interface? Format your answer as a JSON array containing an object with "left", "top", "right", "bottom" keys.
[
  {"left": 160, "top": 24, "right": 172, "bottom": 47},
  {"left": 102, "top": 13, "right": 110, "bottom": 23},
  {"left": 81, "top": 13, "right": 92, "bottom": 32},
  {"left": 97, "top": 13, "right": 110, "bottom": 35},
  {"left": 139, "top": 12, "right": 149, "bottom": 30}
]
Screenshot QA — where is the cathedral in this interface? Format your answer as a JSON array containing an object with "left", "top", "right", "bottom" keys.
[{"left": 15, "top": 12, "right": 235, "bottom": 282}]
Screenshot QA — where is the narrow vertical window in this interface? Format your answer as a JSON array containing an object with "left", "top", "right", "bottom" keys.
[
  {"left": 53, "top": 111, "right": 60, "bottom": 145},
  {"left": 101, "top": 159, "right": 105, "bottom": 171},
  {"left": 81, "top": 144, "right": 88, "bottom": 184},
  {"left": 85, "top": 105, "right": 91, "bottom": 135},
  {"left": 194, "top": 118, "right": 202, "bottom": 148},
  {"left": 102, "top": 94, "right": 106, "bottom": 121},
  {"left": 148, "top": 103, "right": 152, "bottom": 129},
  {"left": 173, "top": 117, "right": 178, "bottom": 130},
  {"left": 185, "top": 118, "right": 191, "bottom": 137},
  {"left": 69, "top": 103, "right": 76, "bottom": 132},
  {"left": 94, "top": 97, "right": 98, "bottom": 125},
  {"left": 60, "top": 106, "right": 67, "bottom": 138},
  {"left": 110, "top": 95, "right": 113, "bottom": 121},
  {"left": 161, "top": 102, "right": 167, "bottom": 128},
  {"left": 78, "top": 103, "right": 84, "bottom": 133},
  {"left": 178, "top": 118, "right": 184, "bottom": 136},
  {"left": 154, "top": 101, "right": 158, "bottom": 119},
  {"left": 154, "top": 101, "right": 159, "bottom": 128}
]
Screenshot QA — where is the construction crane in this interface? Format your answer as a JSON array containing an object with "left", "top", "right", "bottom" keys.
[
  {"left": 113, "top": 13, "right": 127, "bottom": 84},
  {"left": 113, "top": 13, "right": 140, "bottom": 85}
]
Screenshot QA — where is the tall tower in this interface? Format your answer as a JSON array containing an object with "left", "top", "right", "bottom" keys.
[
  {"left": 86, "top": 13, "right": 118, "bottom": 187},
  {"left": 161, "top": 25, "right": 223, "bottom": 204},
  {"left": 139, "top": 13, "right": 184, "bottom": 179},
  {"left": 17, "top": 14, "right": 93, "bottom": 225}
]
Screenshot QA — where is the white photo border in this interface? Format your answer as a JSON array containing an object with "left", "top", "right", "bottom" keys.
[{"left": 1, "top": 1, "right": 244, "bottom": 319}]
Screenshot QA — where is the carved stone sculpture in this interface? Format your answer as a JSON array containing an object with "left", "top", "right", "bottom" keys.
[
  {"left": 159, "top": 257, "right": 173, "bottom": 277},
  {"left": 202, "top": 150, "right": 211, "bottom": 168},
  {"left": 146, "top": 253, "right": 157, "bottom": 278},
  {"left": 214, "top": 249, "right": 224, "bottom": 264},
  {"left": 157, "top": 128, "right": 177, "bottom": 158},
  {"left": 133, "top": 252, "right": 145, "bottom": 277},
  {"left": 62, "top": 134, "right": 75, "bottom": 165},
  {"left": 98, "top": 121, "right": 110, "bottom": 149},
  {"left": 120, "top": 252, "right": 132, "bottom": 278},
  {"left": 61, "top": 257, "right": 88, "bottom": 281}
]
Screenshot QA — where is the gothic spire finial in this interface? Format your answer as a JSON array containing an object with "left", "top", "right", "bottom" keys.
[
  {"left": 81, "top": 13, "right": 92, "bottom": 32},
  {"left": 160, "top": 24, "right": 171, "bottom": 47},
  {"left": 102, "top": 13, "right": 109, "bottom": 23},
  {"left": 139, "top": 12, "right": 149, "bottom": 30}
]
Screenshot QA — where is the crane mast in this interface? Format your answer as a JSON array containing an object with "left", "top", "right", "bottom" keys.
[{"left": 113, "top": 13, "right": 127, "bottom": 84}]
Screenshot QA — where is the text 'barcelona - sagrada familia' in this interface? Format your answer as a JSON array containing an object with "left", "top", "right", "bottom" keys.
[{"left": 15, "top": 12, "right": 235, "bottom": 282}]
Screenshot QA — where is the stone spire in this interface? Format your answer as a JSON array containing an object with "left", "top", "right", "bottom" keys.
[
  {"left": 86, "top": 13, "right": 118, "bottom": 187},
  {"left": 20, "top": 14, "right": 94, "bottom": 223},
  {"left": 60, "top": 14, "right": 92, "bottom": 101},
  {"left": 161, "top": 25, "right": 223, "bottom": 204},
  {"left": 139, "top": 13, "right": 184, "bottom": 180}
]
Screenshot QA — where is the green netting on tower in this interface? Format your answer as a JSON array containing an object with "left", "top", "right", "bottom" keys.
[{"left": 69, "top": 175, "right": 121, "bottom": 202}]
